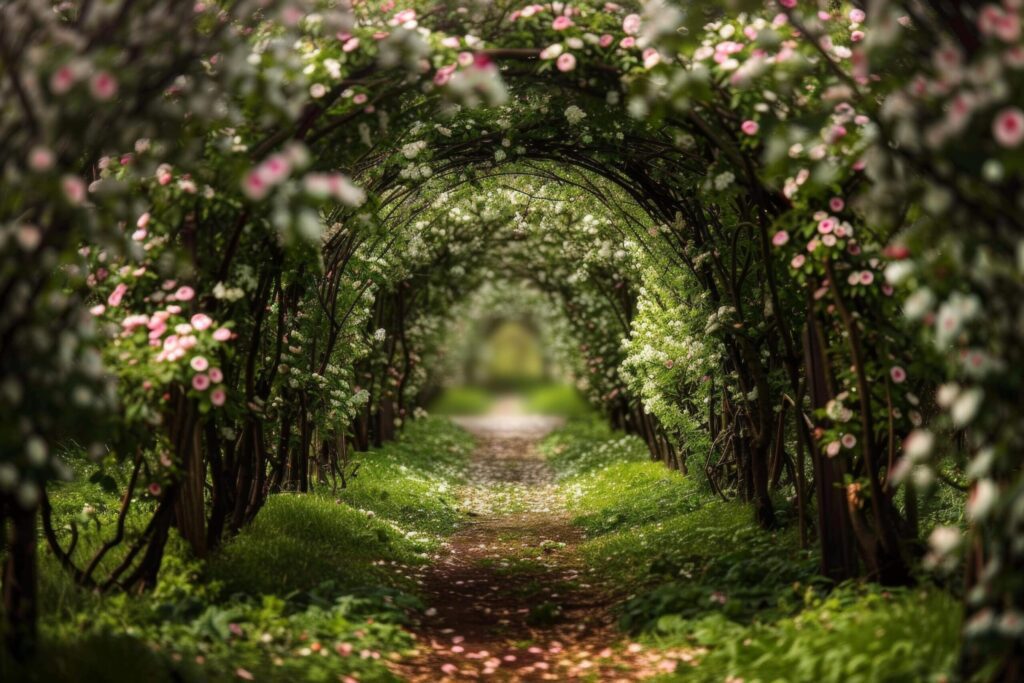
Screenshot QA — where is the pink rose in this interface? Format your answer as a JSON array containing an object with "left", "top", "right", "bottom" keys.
[
  {"left": 190, "top": 313, "right": 213, "bottom": 330},
  {"left": 107, "top": 283, "right": 128, "bottom": 307}
]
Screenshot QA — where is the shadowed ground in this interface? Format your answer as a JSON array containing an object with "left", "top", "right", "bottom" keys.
[{"left": 393, "top": 398, "right": 695, "bottom": 681}]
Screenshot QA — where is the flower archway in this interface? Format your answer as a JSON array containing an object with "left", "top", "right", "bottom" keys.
[{"left": 2, "top": 0, "right": 1022, "bottom": 675}]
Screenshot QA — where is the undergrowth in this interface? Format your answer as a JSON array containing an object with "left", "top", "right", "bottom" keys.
[
  {"left": 428, "top": 386, "right": 494, "bottom": 415},
  {"left": 523, "top": 383, "right": 594, "bottom": 418},
  {"left": 5, "top": 417, "right": 473, "bottom": 683},
  {"left": 543, "top": 420, "right": 961, "bottom": 682}
]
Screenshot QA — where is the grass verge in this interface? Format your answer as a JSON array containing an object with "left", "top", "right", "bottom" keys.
[
  {"left": 541, "top": 420, "right": 961, "bottom": 682},
  {"left": 4, "top": 417, "right": 473, "bottom": 683}
]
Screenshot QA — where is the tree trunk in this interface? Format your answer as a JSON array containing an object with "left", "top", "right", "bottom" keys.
[
  {"left": 2, "top": 499, "right": 38, "bottom": 661},
  {"left": 170, "top": 393, "right": 207, "bottom": 557}
]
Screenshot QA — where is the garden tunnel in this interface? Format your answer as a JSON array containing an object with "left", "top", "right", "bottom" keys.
[{"left": 1, "top": 0, "right": 1023, "bottom": 679}]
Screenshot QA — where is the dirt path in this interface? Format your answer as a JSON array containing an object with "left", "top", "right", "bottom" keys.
[{"left": 393, "top": 399, "right": 691, "bottom": 681}]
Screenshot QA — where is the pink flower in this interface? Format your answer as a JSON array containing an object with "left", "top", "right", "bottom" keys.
[
  {"left": 829, "top": 197, "right": 845, "bottom": 212},
  {"left": 890, "top": 366, "right": 907, "bottom": 383},
  {"left": 50, "top": 64, "right": 76, "bottom": 94},
  {"left": 622, "top": 13, "right": 641, "bottom": 35},
  {"left": 192, "top": 373, "right": 211, "bottom": 391},
  {"left": 643, "top": 48, "right": 661, "bottom": 69},
  {"left": 841, "top": 433, "right": 857, "bottom": 449},
  {"left": 62, "top": 176, "right": 86, "bottom": 205},
  {"left": 849, "top": 8, "right": 866, "bottom": 23},
  {"left": 790, "top": 254, "right": 806, "bottom": 268},
  {"left": 209, "top": 367, "right": 224, "bottom": 383},
  {"left": 242, "top": 169, "right": 269, "bottom": 200},
  {"left": 190, "top": 355, "right": 209, "bottom": 372},
  {"left": 620, "top": 36, "right": 636, "bottom": 49},
  {"left": 90, "top": 71, "right": 118, "bottom": 101},
  {"left": 107, "top": 283, "right": 128, "bottom": 307},
  {"left": 148, "top": 482, "right": 162, "bottom": 496},
  {"left": 190, "top": 313, "right": 213, "bottom": 330},
  {"left": 213, "top": 327, "right": 232, "bottom": 342},
  {"left": 211, "top": 388, "right": 226, "bottom": 407},
  {"left": 826, "top": 440, "right": 841, "bottom": 457},
  {"left": 817, "top": 218, "right": 836, "bottom": 234},
  {"left": 859, "top": 271, "right": 874, "bottom": 285},
  {"left": 772, "top": 230, "right": 789, "bottom": 246},
  {"left": 884, "top": 244, "right": 911, "bottom": 260},
  {"left": 157, "top": 166, "right": 173, "bottom": 185},
  {"left": 552, "top": 16, "right": 573, "bottom": 31},
  {"left": 599, "top": 34, "right": 614, "bottom": 48},
  {"left": 174, "top": 286, "right": 195, "bottom": 301},
  {"left": 137, "top": 212, "right": 151, "bottom": 229},
  {"left": 258, "top": 154, "right": 291, "bottom": 185},
  {"left": 342, "top": 37, "right": 360, "bottom": 52},
  {"left": 433, "top": 64, "right": 456, "bottom": 86},
  {"left": 556, "top": 53, "right": 577, "bottom": 72},
  {"left": 28, "top": 147, "right": 55, "bottom": 172},
  {"left": 741, "top": 120, "right": 759, "bottom": 135},
  {"left": 993, "top": 107, "right": 1024, "bottom": 147},
  {"left": 90, "top": 304, "right": 106, "bottom": 316}
]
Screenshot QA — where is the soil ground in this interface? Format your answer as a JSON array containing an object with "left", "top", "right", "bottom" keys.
[{"left": 392, "top": 398, "right": 695, "bottom": 682}]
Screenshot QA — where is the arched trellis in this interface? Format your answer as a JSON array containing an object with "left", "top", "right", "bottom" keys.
[{"left": 2, "top": 1, "right": 1019, "bottom": 675}]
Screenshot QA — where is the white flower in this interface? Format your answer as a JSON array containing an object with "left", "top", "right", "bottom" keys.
[
  {"left": 928, "top": 525, "right": 960, "bottom": 556},
  {"left": 713, "top": 171, "right": 734, "bottom": 190},
  {"left": 903, "top": 429, "right": 934, "bottom": 462},
  {"left": 951, "top": 387, "right": 983, "bottom": 427},
  {"left": 401, "top": 140, "right": 427, "bottom": 159},
  {"left": 565, "top": 105, "right": 587, "bottom": 125},
  {"left": 967, "top": 478, "right": 998, "bottom": 521},
  {"left": 935, "top": 383, "right": 959, "bottom": 408},
  {"left": 884, "top": 261, "right": 914, "bottom": 285}
]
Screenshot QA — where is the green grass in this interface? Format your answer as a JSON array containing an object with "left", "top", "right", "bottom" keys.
[
  {"left": 428, "top": 386, "right": 494, "bottom": 415},
  {"left": 524, "top": 383, "right": 593, "bottom": 418},
  {"left": 208, "top": 418, "right": 471, "bottom": 596},
  {"left": 542, "top": 420, "right": 959, "bottom": 682},
  {"left": 654, "top": 585, "right": 961, "bottom": 682},
  {"left": 5, "top": 417, "right": 474, "bottom": 683}
]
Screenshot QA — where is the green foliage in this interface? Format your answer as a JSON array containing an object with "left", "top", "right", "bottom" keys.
[
  {"left": 209, "top": 418, "right": 470, "bottom": 597},
  {"left": 653, "top": 585, "right": 961, "bottom": 683},
  {"left": 524, "top": 383, "right": 594, "bottom": 419},
  {"left": 541, "top": 418, "right": 644, "bottom": 478},
  {"left": 545, "top": 421, "right": 957, "bottom": 682},
  {"left": 9, "top": 418, "right": 473, "bottom": 682},
  {"left": 428, "top": 386, "right": 494, "bottom": 415}
]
